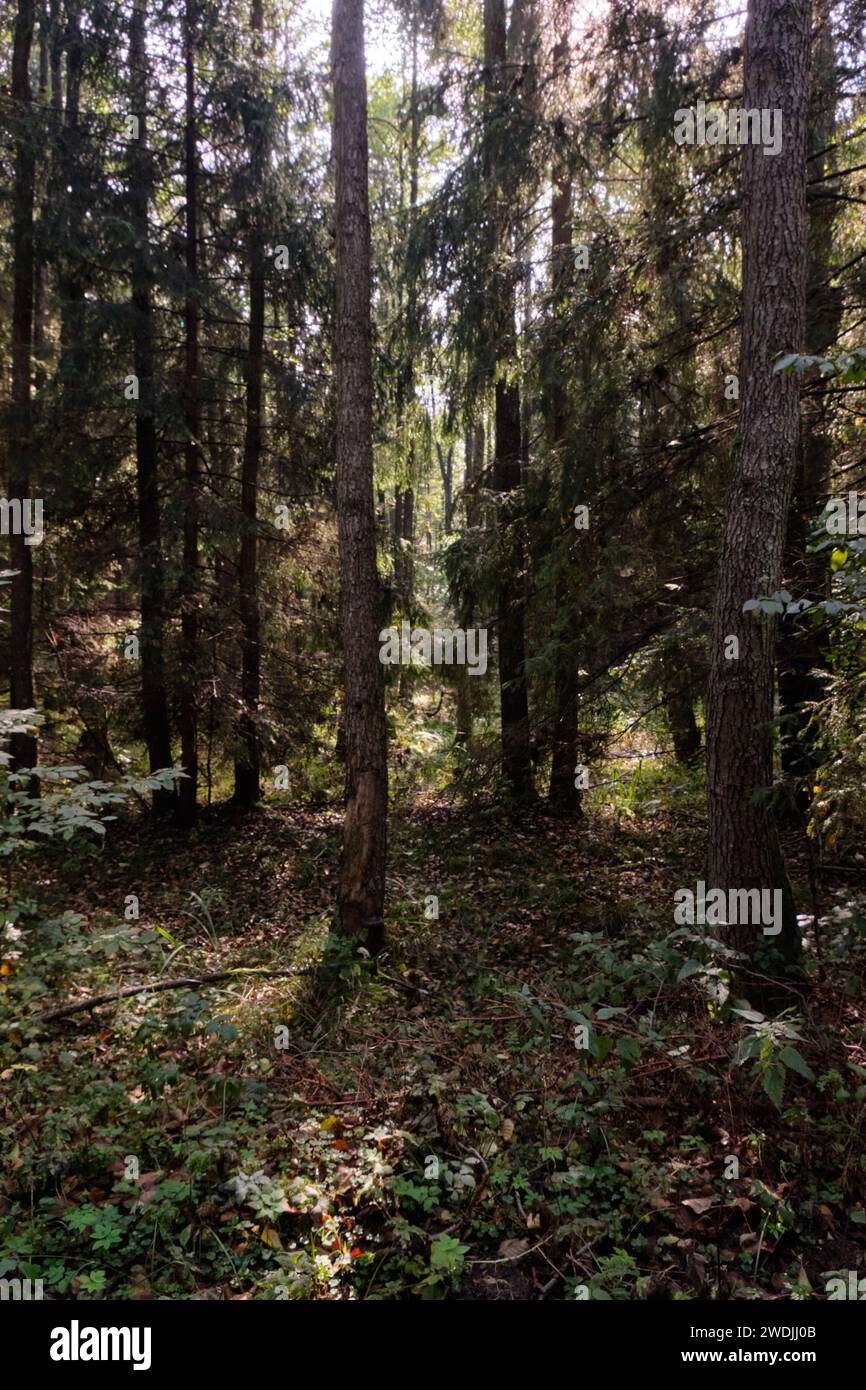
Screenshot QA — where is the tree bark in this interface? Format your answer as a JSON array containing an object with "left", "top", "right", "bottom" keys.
[
  {"left": 464, "top": 421, "right": 484, "bottom": 530},
  {"left": 332, "top": 0, "right": 388, "bottom": 951},
  {"left": 484, "top": 0, "right": 532, "bottom": 804},
  {"left": 777, "top": 0, "right": 840, "bottom": 809},
  {"left": 57, "top": 0, "right": 85, "bottom": 403},
  {"left": 128, "top": 0, "right": 174, "bottom": 816},
  {"left": 705, "top": 0, "right": 811, "bottom": 960},
  {"left": 662, "top": 643, "right": 701, "bottom": 764},
  {"left": 233, "top": 0, "right": 266, "bottom": 808},
  {"left": 177, "top": 0, "right": 201, "bottom": 827},
  {"left": 436, "top": 442, "right": 453, "bottom": 533},
  {"left": 547, "top": 23, "right": 579, "bottom": 810},
  {"left": 9, "top": 0, "right": 38, "bottom": 778}
]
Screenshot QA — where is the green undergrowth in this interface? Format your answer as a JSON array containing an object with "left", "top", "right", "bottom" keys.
[{"left": 1, "top": 788, "right": 865, "bottom": 1300}]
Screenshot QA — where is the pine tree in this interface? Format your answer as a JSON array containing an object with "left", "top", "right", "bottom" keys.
[
  {"left": 705, "top": 0, "right": 812, "bottom": 960},
  {"left": 128, "top": 0, "right": 175, "bottom": 815},
  {"left": 484, "top": 0, "right": 532, "bottom": 804},
  {"left": 332, "top": 0, "right": 389, "bottom": 950},
  {"left": 177, "top": 0, "right": 201, "bottom": 827},
  {"left": 8, "top": 0, "right": 38, "bottom": 778},
  {"left": 233, "top": 0, "right": 266, "bottom": 809}
]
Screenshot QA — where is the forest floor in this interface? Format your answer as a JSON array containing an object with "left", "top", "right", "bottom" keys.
[{"left": 3, "top": 754, "right": 866, "bottom": 1301}]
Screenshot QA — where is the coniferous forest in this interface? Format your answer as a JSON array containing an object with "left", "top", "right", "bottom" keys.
[{"left": 2, "top": 0, "right": 866, "bottom": 1334}]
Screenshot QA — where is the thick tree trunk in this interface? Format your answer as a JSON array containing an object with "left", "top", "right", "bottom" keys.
[
  {"left": 177, "top": 0, "right": 200, "bottom": 827},
  {"left": 777, "top": 0, "right": 840, "bottom": 809},
  {"left": 547, "top": 37, "right": 579, "bottom": 810},
  {"left": 9, "top": 0, "right": 38, "bottom": 777},
  {"left": 392, "top": 24, "right": 420, "bottom": 612},
  {"left": 332, "top": 0, "right": 388, "bottom": 951},
  {"left": 485, "top": 0, "right": 532, "bottom": 803},
  {"left": 705, "top": 0, "right": 811, "bottom": 960},
  {"left": 129, "top": 0, "right": 174, "bottom": 816},
  {"left": 233, "top": 0, "right": 265, "bottom": 808}
]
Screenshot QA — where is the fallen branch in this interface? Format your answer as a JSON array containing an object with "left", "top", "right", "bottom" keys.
[{"left": 0, "top": 966, "right": 317, "bottom": 1035}]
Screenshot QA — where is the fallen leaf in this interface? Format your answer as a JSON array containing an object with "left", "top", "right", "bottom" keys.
[{"left": 730, "top": 1196, "right": 755, "bottom": 1213}]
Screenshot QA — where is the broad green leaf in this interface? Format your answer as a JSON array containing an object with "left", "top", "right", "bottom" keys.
[{"left": 779, "top": 1046, "right": 814, "bottom": 1081}]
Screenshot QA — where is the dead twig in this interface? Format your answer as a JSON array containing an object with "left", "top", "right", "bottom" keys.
[{"left": 0, "top": 965, "right": 322, "bottom": 1035}]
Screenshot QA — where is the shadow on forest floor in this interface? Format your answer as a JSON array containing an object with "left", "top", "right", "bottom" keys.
[{"left": 2, "top": 786, "right": 865, "bottom": 1300}]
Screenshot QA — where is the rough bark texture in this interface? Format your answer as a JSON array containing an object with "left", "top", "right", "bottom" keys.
[
  {"left": 705, "top": 0, "right": 811, "bottom": 957},
  {"left": 9, "top": 0, "right": 38, "bottom": 776},
  {"left": 392, "top": 25, "right": 420, "bottom": 612},
  {"left": 177, "top": 0, "right": 200, "bottom": 827},
  {"left": 485, "top": 0, "right": 533, "bottom": 803},
  {"left": 129, "top": 0, "right": 174, "bottom": 816},
  {"left": 233, "top": 0, "right": 265, "bottom": 808},
  {"left": 547, "top": 27, "right": 579, "bottom": 810},
  {"left": 332, "top": 0, "right": 388, "bottom": 951},
  {"left": 777, "top": 0, "right": 840, "bottom": 808}
]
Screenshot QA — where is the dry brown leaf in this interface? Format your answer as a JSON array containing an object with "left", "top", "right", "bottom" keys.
[{"left": 681, "top": 1197, "right": 714, "bottom": 1215}]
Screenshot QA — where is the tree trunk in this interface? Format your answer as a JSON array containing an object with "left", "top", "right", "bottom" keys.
[
  {"left": 9, "top": 0, "right": 38, "bottom": 778},
  {"left": 547, "top": 26, "right": 578, "bottom": 810},
  {"left": 177, "top": 0, "right": 200, "bottom": 827},
  {"left": 57, "top": 0, "right": 84, "bottom": 403},
  {"left": 32, "top": 9, "right": 49, "bottom": 395},
  {"left": 233, "top": 0, "right": 265, "bottom": 808},
  {"left": 129, "top": 0, "right": 174, "bottom": 816},
  {"left": 777, "top": 0, "right": 840, "bottom": 810},
  {"left": 662, "top": 644, "right": 701, "bottom": 765},
  {"left": 464, "top": 421, "right": 484, "bottom": 530},
  {"left": 401, "top": 481, "right": 414, "bottom": 553},
  {"left": 332, "top": 0, "right": 388, "bottom": 952},
  {"left": 436, "top": 442, "right": 453, "bottom": 533},
  {"left": 494, "top": 377, "right": 532, "bottom": 800},
  {"left": 48, "top": 0, "right": 61, "bottom": 115},
  {"left": 485, "top": 0, "right": 532, "bottom": 803},
  {"left": 705, "top": 0, "right": 811, "bottom": 960},
  {"left": 393, "top": 485, "right": 405, "bottom": 599}
]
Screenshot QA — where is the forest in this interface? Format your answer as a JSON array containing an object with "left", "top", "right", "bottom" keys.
[{"left": 1, "top": 0, "right": 866, "bottom": 1322}]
